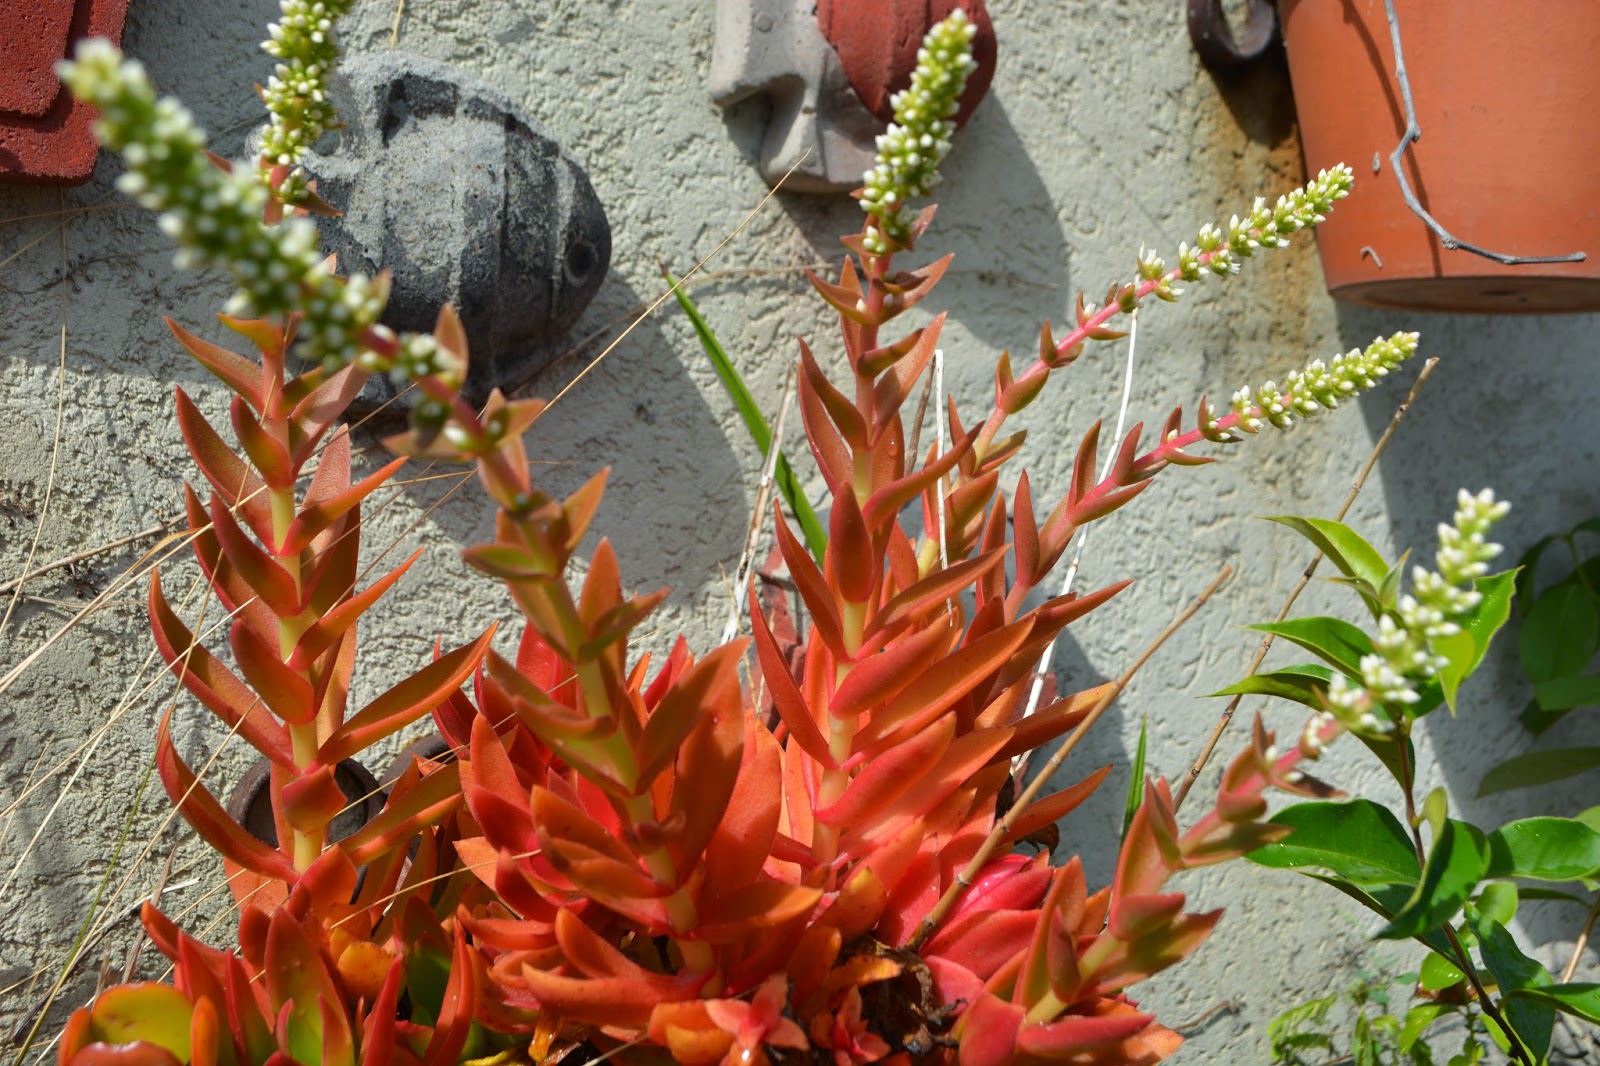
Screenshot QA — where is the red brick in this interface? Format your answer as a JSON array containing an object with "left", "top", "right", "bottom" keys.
[{"left": 0, "top": 0, "right": 130, "bottom": 185}]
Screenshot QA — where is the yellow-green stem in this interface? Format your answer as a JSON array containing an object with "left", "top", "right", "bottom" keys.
[{"left": 270, "top": 485, "right": 320, "bottom": 872}]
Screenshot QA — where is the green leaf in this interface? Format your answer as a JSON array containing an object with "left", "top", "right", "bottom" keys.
[
  {"left": 1377, "top": 819, "right": 1489, "bottom": 940},
  {"left": 1519, "top": 582, "right": 1599, "bottom": 682},
  {"left": 1248, "top": 617, "right": 1372, "bottom": 677},
  {"left": 1211, "top": 664, "right": 1333, "bottom": 710},
  {"left": 666, "top": 270, "right": 828, "bottom": 562},
  {"left": 1400, "top": 1002, "right": 1450, "bottom": 1053},
  {"left": 1514, "top": 534, "right": 1560, "bottom": 611},
  {"left": 1121, "top": 716, "right": 1148, "bottom": 843},
  {"left": 1477, "top": 747, "right": 1600, "bottom": 796},
  {"left": 1434, "top": 630, "right": 1476, "bottom": 715},
  {"left": 1515, "top": 885, "right": 1595, "bottom": 907},
  {"left": 1475, "top": 881, "right": 1518, "bottom": 925},
  {"left": 1434, "top": 572, "right": 1517, "bottom": 716},
  {"left": 1506, "top": 983, "right": 1600, "bottom": 1026},
  {"left": 1267, "top": 515, "right": 1391, "bottom": 592},
  {"left": 1533, "top": 673, "right": 1600, "bottom": 711},
  {"left": 1486, "top": 817, "right": 1600, "bottom": 881},
  {"left": 1248, "top": 800, "right": 1421, "bottom": 885},
  {"left": 1418, "top": 951, "right": 1464, "bottom": 992},
  {"left": 1520, "top": 696, "right": 1573, "bottom": 736},
  {"left": 1300, "top": 874, "right": 1455, "bottom": 957},
  {"left": 1465, "top": 909, "right": 1553, "bottom": 1063}
]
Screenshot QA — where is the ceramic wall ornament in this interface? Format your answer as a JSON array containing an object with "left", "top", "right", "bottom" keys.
[
  {"left": 0, "top": 0, "right": 130, "bottom": 184},
  {"left": 710, "top": 0, "right": 995, "bottom": 193},
  {"left": 291, "top": 52, "right": 612, "bottom": 408}
]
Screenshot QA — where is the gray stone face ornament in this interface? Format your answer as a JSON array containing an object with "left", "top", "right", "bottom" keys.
[{"left": 294, "top": 52, "right": 612, "bottom": 407}]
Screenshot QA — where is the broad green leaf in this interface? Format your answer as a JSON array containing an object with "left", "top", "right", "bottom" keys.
[
  {"left": 1377, "top": 819, "right": 1488, "bottom": 940},
  {"left": 1434, "top": 572, "right": 1518, "bottom": 716},
  {"left": 1247, "top": 617, "right": 1372, "bottom": 677},
  {"left": 1506, "top": 983, "right": 1600, "bottom": 1026},
  {"left": 1475, "top": 881, "right": 1518, "bottom": 925},
  {"left": 1513, "top": 534, "right": 1560, "bottom": 612},
  {"left": 1477, "top": 747, "right": 1600, "bottom": 796},
  {"left": 1533, "top": 673, "right": 1600, "bottom": 711},
  {"left": 1466, "top": 909, "right": 1553, "bottom": 1063},
  {"left": 1248, "top": 800, "right": 1421, "bottom": 885},
  {"left": 1520, "top": 696, "right": 1573, "bottom": 736},
  {"left": 1418, "top": 951, "right": 1464, "bottom": 991},
  {"left": 1121, "top": 716, "right": 1148, "bottom": 843},
  {"left": 1519, "top": 582, "right": 1599, "bottom": 682},
  {"left": 1486, "top": 817, "right": 1600, "bottom": 881},
  {"left": 666, "top": 270, "right": 828, "bottom": 562},
  {"left": 1267, "top": 515, "right": 1391, "bottom": 591},
  {"left": 1400, "top": 1002, "right": 1450, "bottom": 1053},
  {"left": 1212, "top": 664, "right": 1333, "bottom": 710},
  {"left": 1433, "top": 630, "right": 1475, "bottom": 715},
  {"left": 1516, "top": 885, "right": 1595, "bottom": 907}
]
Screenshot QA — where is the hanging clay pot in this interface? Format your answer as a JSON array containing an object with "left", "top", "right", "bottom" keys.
[
  {"left": 1278, "top": 0, "right": 1600, "bottom": 312},
  {"left": 226, "top": 756, "right": 385, "bottom": 848}
]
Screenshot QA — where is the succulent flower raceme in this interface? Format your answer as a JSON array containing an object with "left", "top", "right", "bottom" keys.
[{"left": 56, "top": 7, "right": 1424, "bottom": 1066}]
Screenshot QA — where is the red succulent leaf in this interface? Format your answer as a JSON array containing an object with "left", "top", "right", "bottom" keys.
[
  {"left": 751, "top": 586, "right": 835, "bottom": 769},
  {"left": 289, "top": 548, "right": 422, "bottom": 670},
  {"left": 316, "top": 625, "right": 495, "bottom": 766},
  {"left": 357, "top": 958, "right": 406, "bottom": 1066},
  {"left": 816, "top": 714, "right": 955, "bottom": 828},
  {"left": 337, "top": 761, "right": 463, "bottom": 867},
  {"left": 279, "top": 763, "right": 347, "bottom": 836},
  {"left": 993, "top": 766, "right": 1112, "bottom": 849},
  {"left": 866, "top": 549, "right": 1006, "bottom": 641},
  {"left": 420, "top": 928, "right": 477, "bottom": 1066},
  {"left": 280, "top": 454, "right": 406, "bottom": 556},
  {"left": 826, "top": 490, "right": 877, "bottom": 605},
  {"left": 696, "top": 879, "right": 823, "bottom": 944},
  {"left": 287, "top": 367, "right": 369, "bottom": 466},
  {"left": 830, "top": 619, "right": 957, "bottom": 720},
  {"left": 263, "top": 910, "right": 352, "bottom": 1066},
  {"left": 703, "top": 719, "right": 784, "bottom": 891},
  {"left": 155, "top": 712, "right": 298, "bottom": 884},
  {"left": 207, "top": 494, "right": 300, "bottom": 617},
  {"left": 173, "top": 389, "right": 272, "bottom": 540},
  {"left": 1011, "top": 1002, "right": 1159, "bottom": 1060},
  {"left": 230, "top": 396, "right": 294, "bottom": 489},
  {"left": 165, "top": 317, "right": 263, "bottom": 410},
  {"left": 954, "top": 992, "right": 1024, "bottom": 1066},
  {"left": 230, "top": 619, "right": 316, "bottom": 726},
  {"left": 774, "top": 505, "right": 847, "bottom": 658}
]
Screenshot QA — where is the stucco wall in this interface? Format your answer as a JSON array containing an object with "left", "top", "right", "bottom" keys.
[{"left": 1, "top": 0, "right": 1596, "bottom": 1057}]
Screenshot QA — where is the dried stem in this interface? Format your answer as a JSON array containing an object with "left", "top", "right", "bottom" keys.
[
  {"left": 1173, "top": 356, "right": 1438, "bottom": 810},
  {"left": 721, "top": 360, "right": 798, "bottom": 644},
  {"left": 0, "top": 521, "right": 173, "bottom": 597},
  {"left": 1561, "top": 894, "right": 1600, "bottom": 984},
  {"left": 907, "top": 564, "right": 1232, "bottom": 950}
]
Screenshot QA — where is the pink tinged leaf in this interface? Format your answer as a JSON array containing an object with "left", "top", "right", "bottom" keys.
[
  {"left": 1012, "top": 1009, "right": 1155, "bottom": 1057},
  {"left": 230, "top": 620, "right": 315, "bottom": 727},
  {"left": 773, "top": 505, "right": 848, "bottom": 659},
  {"left": 955, "top": 993, "right": 1024, "bottom": 1066},
  {"left": 148, "top": 573, "right": 293, "bottom": 766},
  {"left": 829, "top": 620, "right": 956, "bottom": 719},
  {"left": 826, "top": 490, "right": 877, "bottom": 605},
  {"left": 1091, "top": 910, "right": 1223, "bottom": 995},
  {"left": 579, "top": 589, "right": 670, "bottom": 665},
  {"left": 338, "top": 761, "right": 462, "bottom": 867},
  {"left": 862, "top": 426, "right": 979, "bottom": 530},
  {"left": 317, "top": 626, "right": 496, "bottom": 766},
  {"left": 358, "top": 958, "right": 406, "bottom": 1066},
  {"left": 751, "top": 587, "right": 835, "bottom": 769},
  {"left": 804, "top": 267, "right": 871, "bottom": 326},
  {"left": 288, "top": 367, "right": 369, "bottom": 466},
  {"left": 926, "top": 957, "right": 985, "bottom": 1015},
  {"left": 208, "top": 495, "right": 300, "bottom": 618},
  {"left": 174, "top": 389, "right": 273, "bottom": 541},
  {"left": 704, "top": 723, "right": 784, "bottom": 892},
  {"left": 166, "top": 318, "right": 263, "bottom": 411},
  {"left": 799, "top": 338, "right": 868, "bottom": 450},
  {"left": 1107, "top": 891, "right": 1188, "bottom": 941},
  {"left": 529, "top": 787, "right": 642, "bottom": 873},
  {"left": 155, "top": 713, "right": 298, "bottom": 883},
  {"left": 923, "top": 910, "right": 1040, "bottom": 982},
  {"left": 1114, "top": 779, "right": 1185, "bottom": 903},
  {"left": 289, "top": 549, "right": 422, "bottom": 670},
  {"left": 797, "top": 359, "right": 855, "bottom": 500},
  {"left": 817, "top": 715, "right": 955, "bottom": 828},
  {"left": 1013, "top": 472, "right": 1040, "bottom": 587}
]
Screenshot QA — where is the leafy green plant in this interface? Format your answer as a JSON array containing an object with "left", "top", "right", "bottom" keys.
[
  {"left": 44, "top": 3, "right": 1466, "bottom": 1064},
  {"left": 1231, "top": 497, "right": 1600, "bottom": 1065}
]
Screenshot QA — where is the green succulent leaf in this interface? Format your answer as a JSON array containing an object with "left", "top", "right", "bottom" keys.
[
  {"left": 1246, "top": 617, "right": 1372, "bottom": 677},
  {"left": 1519, "top": 581, "right": 1599, "bottom": 683},
  {"left": 1247, "top": 799, "right": 1420, "bottom": 885},
  {"left": 1477, "top": 747, "right": 1600, "bottom": 796},
  {"left": 1485, "top": 817, "right": 1600, "bottom": 881},
  {"left": 1377, "top": 819, "right": 1488, "bottom": 940}
]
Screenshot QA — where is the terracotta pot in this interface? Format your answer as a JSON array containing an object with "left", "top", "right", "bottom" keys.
[
  {"left": 226, "top": 757, "right": 385, "bottom": 848},
  {"left": 1279, "top": 0, "right": 1600, "bottom": 312}
]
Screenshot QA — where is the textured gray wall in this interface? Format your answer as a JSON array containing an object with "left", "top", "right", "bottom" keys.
[{"left": 2, "top": 0, "right": 1596, "bottom": 1057}]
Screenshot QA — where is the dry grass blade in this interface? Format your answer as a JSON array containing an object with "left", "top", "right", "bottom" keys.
[
  {"left": 907, "top": 564, "right": 1233, "bottom": 950},
  {"left": 721, "top": 358, "right": 798, "bottom": 644}
]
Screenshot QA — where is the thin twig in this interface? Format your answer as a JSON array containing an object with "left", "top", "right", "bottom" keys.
[
  {"left": 388, "top": 0, "right": 405, "bottom": 46},
  {"left": 1173, "top": 357, "right": 1438, "bottom": 810},
  {"left": 1172, "top": 998, "right": 1242, "bottom": 1033},
  {"left": 1383, "top": 0, "right": 1584, "bottom": 266},
  {"left": 0, "top": 521, "right": 173, "bottom": 597},
  {"left": 907, "top": 565, "right": 1232, "bottom": 950},
  {"left": 721, "top": 360, "right": 798, "bottom": 644},
  {"left": 1561, "top": 894, "right": 1600, "bottom": 984},
  {"left": 905, "top": 359, "right": 937, "bottom": 468},
  {"left": 1013, "top": 309, "right": 1140, "bottom": 782},
  {"left": 934, "top": 347, "right": 948, "bottom": 572}
]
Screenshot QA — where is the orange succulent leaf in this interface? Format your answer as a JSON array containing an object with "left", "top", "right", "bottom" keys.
[
  {"left": 279, "top": 762, "right": 349, "bottom": 837},
  {"left": 995, "top": 682, "right": 1116, "bottom": 762},
  {"left": 695, "top": 880, "right": 823, "bottom": 944},
  {"left": 207, "top": 494, "right": 300, "bottom": 617},
  {"left": 279, "top": 454, "right": 406, "bottom": 556},
  {"left": 774, "top": 505, "right": 848, "bottom": 658},
  {"left": 316, "top": 625, "right": 495, "bottom": 766},
  {"left": 1011, "top": 1000, "right": 1167, "bottom": 1063},
  {"left": 751, "top": 587, "right": 835, "bottom": 769},
  {"left": 173, "top": 389, "right": 273, "bottom": 541},
  {"left": 817, "top": 864, "right": 888, "bottom": 944},
  {"left": 661, "top": 664, "right": 747, "bottom": 876},
  {"left": 230, "top": 396, "right": 294, "bottom": 488},
  {"left": 805, "top": 267, "right": 872, "bottom": 327},
  {"left": 816, "top": 714, "right": 955, "bottom": 828},
  {"left": 155, "top": 713, "right": 298, "bottom": 884},
  {"left": 263, "top": 909, "right": 354, "bottom": 1066},
  {"left": 338, "top": 760, "right": 463, "bottom": 867},
  {"left": 866, "top": 551, "right": 1004, "bottom": 642},
  {"left": 862, "top": 425, "right": 976, "bottom": 531},
  {"left": 993, "top": 767, "right": 1112, "bottom": 849},
  {"left": 702, "top": 718, "right": 783, "bottom": 891},
  {"left": 866, "top": 313, "right": 944, "bottom": 404},
  {"left": 148, "top": 573, "right": 293, "bottom": 766},
  {"left": 1089, "top": 910, "right": 1223, "bottom": 997},
  {"left": 289, "top": 547, "right": 422, "bottom": 670},
  {"left": 830, "top": 620, "right": 956, "bottom": 720},
  {"left": 419, "top": 929, "right": 478, "bottom": 1066},
  {"left": 218, "top": 312, "right": 289, "bottom": 354}
]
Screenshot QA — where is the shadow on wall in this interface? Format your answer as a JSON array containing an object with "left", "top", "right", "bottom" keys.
[{"left": 1342, "top": 301, "right": 1600, "bottom": 967}]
